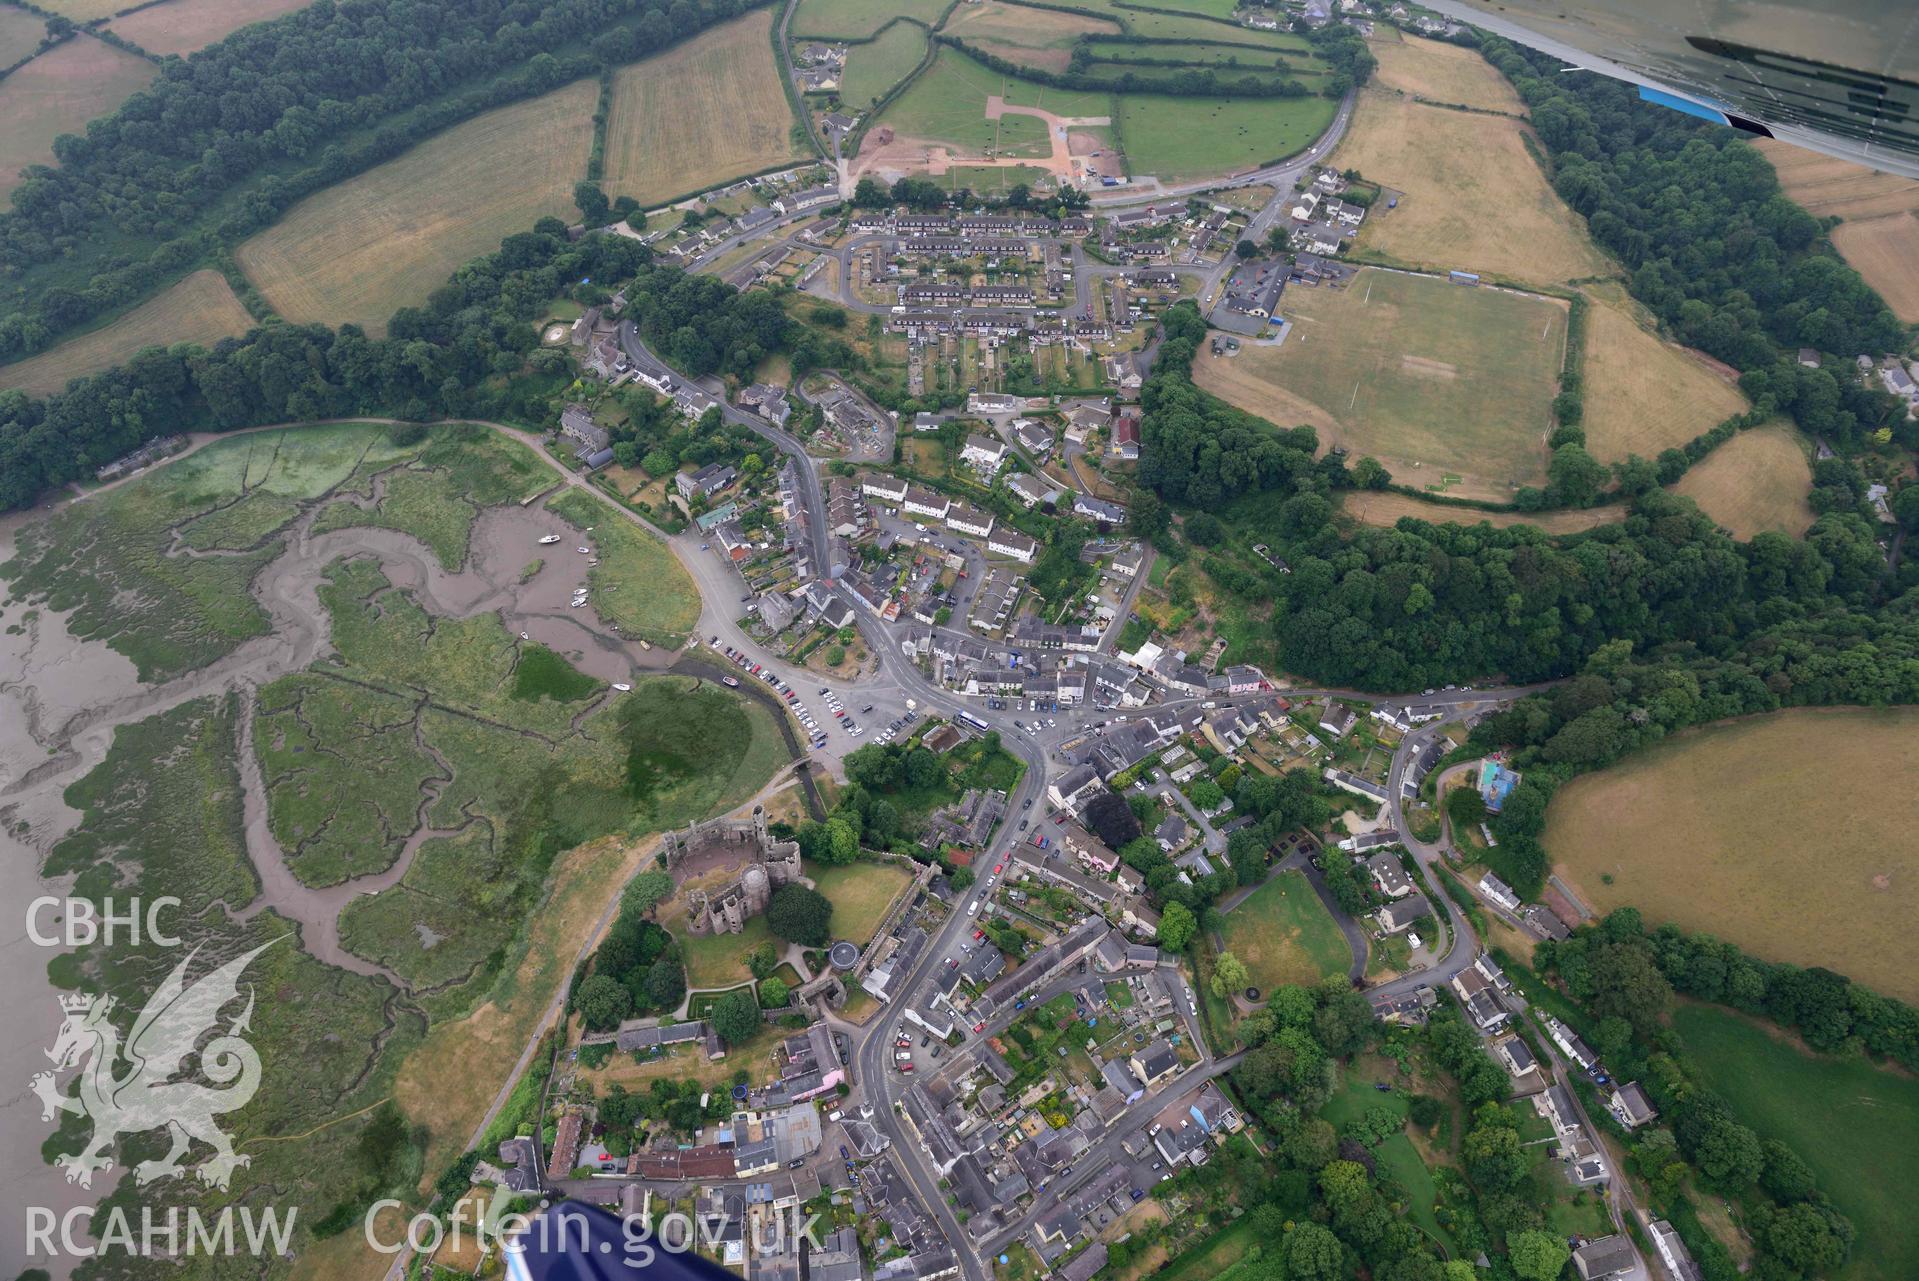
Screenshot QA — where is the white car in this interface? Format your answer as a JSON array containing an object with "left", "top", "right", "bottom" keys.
[{"left": 612, "top": 683, "right": 631, "bottom": 692}]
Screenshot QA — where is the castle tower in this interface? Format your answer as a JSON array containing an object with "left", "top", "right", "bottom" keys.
[{"left": 752, "top": 804, "right": 769, "bottom": 850}]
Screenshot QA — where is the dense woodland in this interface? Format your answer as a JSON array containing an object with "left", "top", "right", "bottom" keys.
[
  {"left": 1486, "top": 40, "right": 1910, "bottom": 450},
  {"left": 0, "top": 0, "right": 771, "bottom": 361},
  {"left": 0, "top": 220, "right": 822, "bottom": 510}
]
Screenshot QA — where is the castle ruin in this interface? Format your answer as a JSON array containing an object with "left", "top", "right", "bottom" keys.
[{"left": 662, "top": 805, "right": 804, "bottom": 936}]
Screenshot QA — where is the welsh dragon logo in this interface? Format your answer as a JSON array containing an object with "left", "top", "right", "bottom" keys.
[{"left": 31, "top": 940, "right": 275, "bottom": 1190}]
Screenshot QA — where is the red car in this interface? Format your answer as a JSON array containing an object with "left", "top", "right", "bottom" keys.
[
  {"left": 972, "top": 929, "right": 984, "bottom": 940},
  {"left": 993, "top": 863, "right": 1004, "bottom": 874},
  {"left": 973, "top": 1022, "right": 986, "bottom": 1033}
]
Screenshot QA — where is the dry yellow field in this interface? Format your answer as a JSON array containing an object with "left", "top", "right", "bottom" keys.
[
  {"left": 1830, "top": 214, "right": 1919, "bottom": 324},
  {"left": 1579, "top": 289, "right": 1748, "bottom": 463},
  {"left": 1330, "top": 91, "right": 1612, "bottom": 285},
  {"left": 108, "top": 0, "right": 314, "bottom": 57},
  {"left": 1544, "top": 707, "right": 1919, "bottom": 1002},
  {"left": 0, "top": 35, "right": 156, "bottom": 201},
  {"left": 1341, "top": 489, "right": 1623, "bottom": 533},
  {"left": 602, "top": 10, "right": 804, "bottom": 206},
  {"left": 237, "top": 78, "right": 597, "bottom": 333},
  {"left": 1758, "top": 137, "right": 1919, "bottom": 323},
  {"left": 1671, "top": 420, "right": 1815, "bottom": 540},
  {"left": 0, "top": 270, "right": 254, "bottom": 394},
  {"left": 1369, "top": 33, "right": 1523, "bottom": 115}
]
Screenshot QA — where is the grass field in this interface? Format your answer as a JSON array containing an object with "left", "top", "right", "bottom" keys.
[
  {"left": 1062, "top": 0, "right": 1308, "bottom": 47},
  {"left": 1544, "top": 707, "right": 1919, "bottom": 1002},
  {"left": 1579, "top": 288, "right": 1748, "bottom": 464},
  {"left": 838, "top": 20, "right": 929, "bottom": 108},
  {"left": 1082, "top": 38, "right": 1320, "bottom": 71},
  {"left": 108, "top": 0, "right": 314, "bottom": 56},
  {"left": 1370, "top": 33, "right": 1522, "bottom": 114},
  {"left": 35, "top": 0, "right": 127, "bottom": 20},
  {"left": 1193, "top": 268, "right": 1567, "bottom": 500},
  {"left": 945, "top": 1, "right": 1120, "bottom": 73},
  {"left": 547, "top": 489, "right": 702, "bottom": 647},
  {"left": 1757, "top": 138, "right": 1919, "bottom": 323},
  {"left": 0, "top": 5, "right": 47, "bottom": 67},
  {"left": 237, "top": 77, "right": 596, "bottom": 332},
  {"left": 1671, "top": 420, "right": 1814, "bottom": 539},
  {"left": 880, "top": 46, "right": 1109, "bottom": 158},
  {"left": 0, "top": 34, "right": 157, "bottom": 201},
  {"left": 810, "top": 860, "right": 915, "bottom": 945},
  {"left": 944, "top": 163, "right": 1054, "bottom": 193},
  {"left": 1332, "top": 92, "right": 1613, "bottom": 285},
  {"left": 1675, "top": 1002, "right": 1919, "bottom": 1281},
  {"left": 1340, "top": 489, "right": 1624, "bottom": 533},
  {"left": 0, "top": 269, "right": 255, "bottom": 395},
  {"left": 1117, "top": 92, "right": 1335, "bottom": 179},
  {"left": 602, "top": 11, "right": 804, "bottom": 206},
  {"left": 792, "top": 0, "right": 949, "bottom": 38},
  {"left": 1216, "top": 870, "right": 1350, "bottom": 992}
]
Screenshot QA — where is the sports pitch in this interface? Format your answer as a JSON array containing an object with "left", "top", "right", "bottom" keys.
[{"left": 1194, "top": 268, "right": 1568, "bottom": 500}]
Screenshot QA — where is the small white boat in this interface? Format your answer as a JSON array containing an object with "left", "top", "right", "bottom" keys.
[
  {"left": 589, "top": 559, "right": 600, "bottom": 567},
  {"left": 538, "top": 534, "right": 561, "bottom": 545},
  {"left": 577, "top": 546, "right": 591, "bottom": 554},
  {"left": 570, "top": 600, "right": 587, "bottom": 609},
  {"left": 520, "top": 631, "right": 529, "bottom": 640},
  {"left": 612, "top": 682, "right": 632, "bottom": 692}
]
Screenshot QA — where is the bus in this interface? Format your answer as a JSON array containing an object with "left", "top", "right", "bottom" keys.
[{"left": 958, "top": 710, "right": 991, "bottom": 732}]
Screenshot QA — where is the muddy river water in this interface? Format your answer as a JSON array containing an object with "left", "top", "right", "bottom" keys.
[{"left": 0, "top": 467, "right": 682, "bottom": 1269}]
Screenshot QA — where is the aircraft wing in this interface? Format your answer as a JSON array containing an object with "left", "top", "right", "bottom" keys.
[{"left": 1423, "top": 0, "right": 1919, "bottom": 178}]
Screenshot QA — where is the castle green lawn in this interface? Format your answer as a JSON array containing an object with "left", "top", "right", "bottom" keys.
[
  {"left": 1674, "top": 1002, "right": 1919, "bottom": 1281},
  {"left": 675, "top": 911, "right": 778, "bottom": 989},
  {"left": 1117, "top": 92, "right": 1336, "bottom": 180},
  {"left": 810, "top": 860, "right": 915, "bottom": 945}
]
